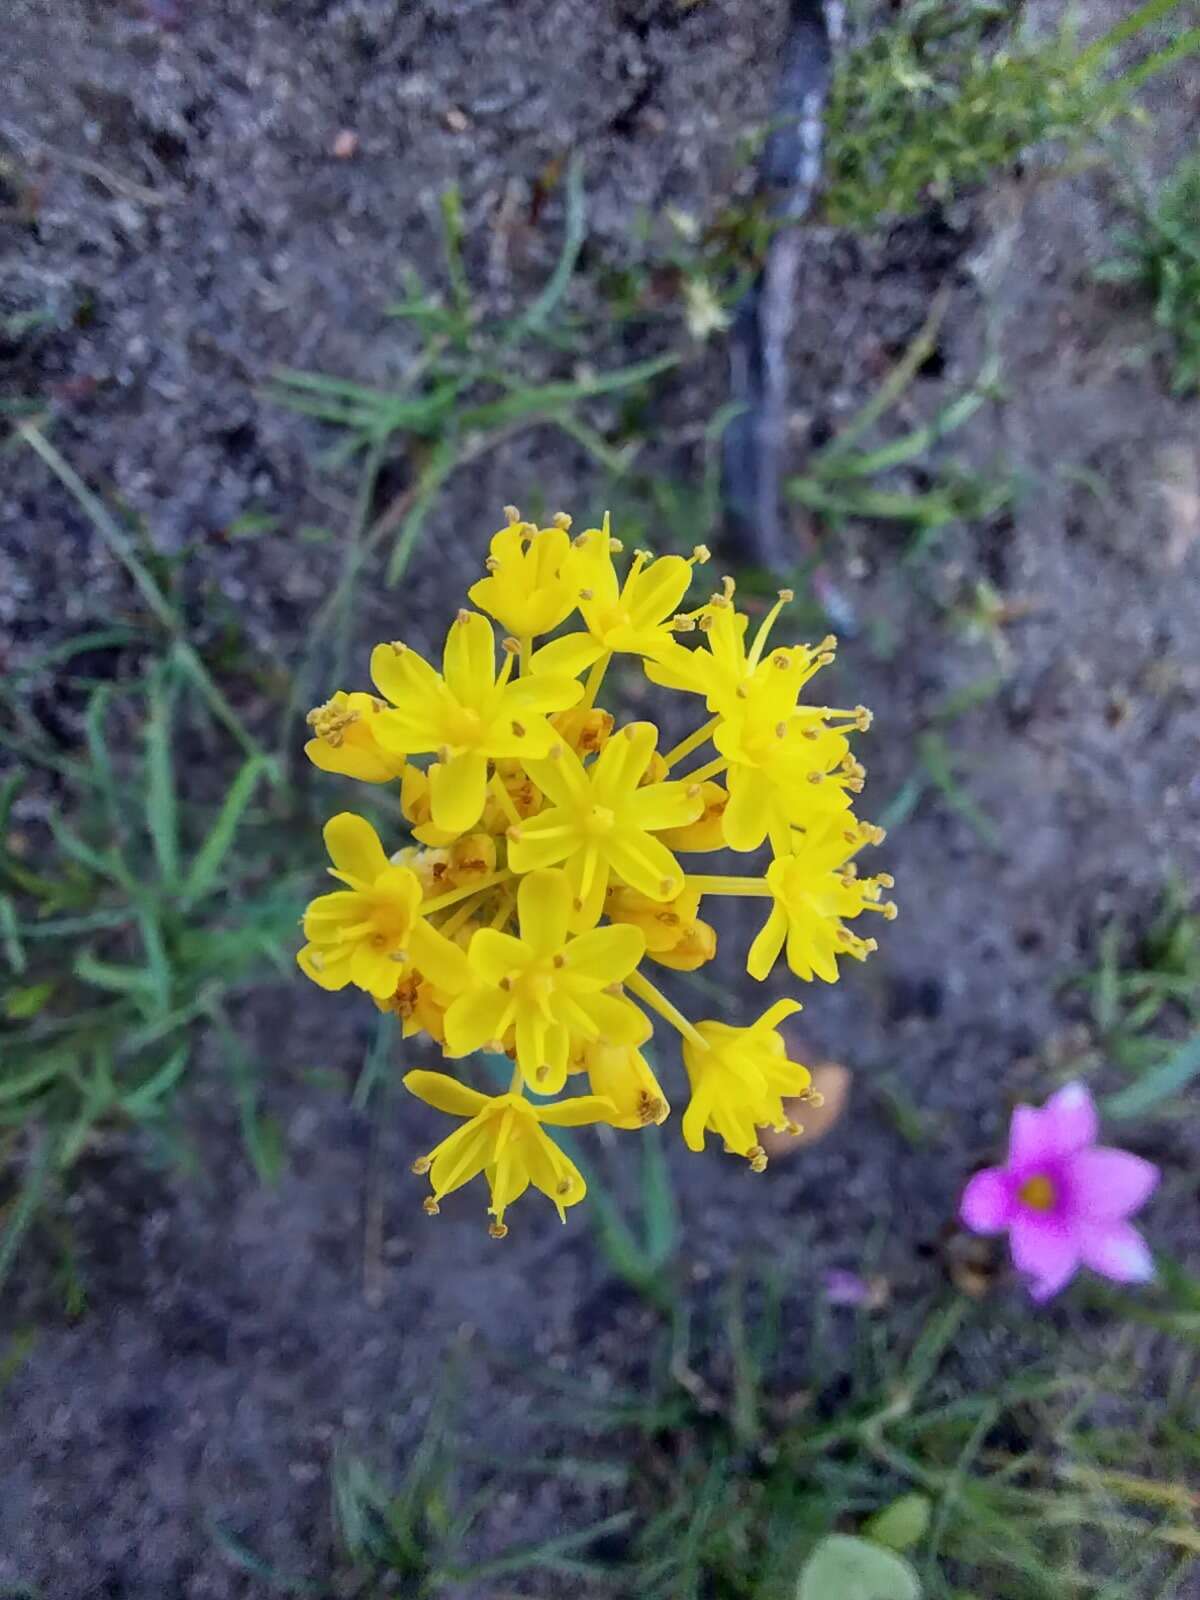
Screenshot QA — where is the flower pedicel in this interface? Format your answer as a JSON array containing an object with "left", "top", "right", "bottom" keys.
[{"left": 299, "top": 508, "right": 895, "bottom": 1233}]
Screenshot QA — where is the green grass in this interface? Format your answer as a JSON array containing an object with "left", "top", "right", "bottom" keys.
[
  {"left": 786, "top": 289, "right": 1014, "bottom": 554},
  {"left": 1100, "top": 150, "right": 1200, "bottom": 395},
  {"left": 825, "top": 0, "right": 1200, "bottom": 229},
  {"left": 1073, "top": 883, "right": 1199, "bottom": 1068},
  {"left": 270, "top": 159, "right": 679, "bottom": 591},
  {"left": 0, "top": 647, "right": 303, "bottom": 1289},
  {"left": 584, "top": 1280, "right": 1200, "bottom": 1600}
]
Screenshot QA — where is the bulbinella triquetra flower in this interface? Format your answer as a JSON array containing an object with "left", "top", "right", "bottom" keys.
[{"left": 299, "top": 507, "right": 896, "bottom": 1234}]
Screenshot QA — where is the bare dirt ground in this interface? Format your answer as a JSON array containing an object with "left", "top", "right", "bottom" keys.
[{"left": 2, "top": 1, "right": 1199, "bottom": 1596}]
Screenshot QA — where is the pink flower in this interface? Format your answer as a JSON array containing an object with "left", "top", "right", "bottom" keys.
[{"left": 960, "top": 1082, "right": 1158, "bottom": 1303}]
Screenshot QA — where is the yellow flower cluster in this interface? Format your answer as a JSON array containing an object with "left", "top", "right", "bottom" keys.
[{"left": 298, "top": 508, "right": 895, "bottom": 1235}]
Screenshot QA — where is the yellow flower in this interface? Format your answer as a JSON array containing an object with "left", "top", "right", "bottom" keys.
[
  {"left": 510, "top": 721, "right": 703, "bottom": 929},
  {"left": 404, "top": 1070, "right": 617, "bottom": 1233},
  {"left": 401, "top": 833, "right": 497, "bottom": 900},
  {"left": 300, "top": 505, "right": 893, "bottom": 1230},
  {"left": 715, "top": 714, "right": 858, "bottom": 854},
  {"left": 467, "top": 510, "right": 579, "bottom": 639},
  {"left": 442, "top": 868, "right": 648, "bottom": 1094},
  {"left": 605, "top": 882, "right": 717, "bottom": 972},
  {"left": 370, "top": 610, "right": 583, "bottom": 832},
  {"left": 681, "top": 1000, "right": 811, "bottom": 1164},
  {"left": 646, "top": 582, "right": 812, "bottom": 711},
  {"left": 564, "top": 524, "right": 708, "bottom": 659},
  {"left": 655, "top": 779, "right": 728, "bottom": 852},
  {"left": 551, "top": 704, "right": 614, "bottom": 759},
  {"left": 304, "top": 691, "right": 407, "bottom": 783},
  {"left": 297, "top": 813, "right": 424, "bottom": 998},
  {"left": 748, "top": 816, "right": 895, "bottom": 982},
  {"left": 579, "top": 1040, "right": 670, "bottom": 1129}
]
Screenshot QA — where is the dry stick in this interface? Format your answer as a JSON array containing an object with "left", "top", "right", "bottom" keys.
[{"left": 722, "top": 1, "right": 851, "bottom": 623}]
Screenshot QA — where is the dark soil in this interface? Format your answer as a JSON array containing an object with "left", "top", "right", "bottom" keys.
[{"left": 3, "top": 2, "right": 1199, "bottom": 1596}]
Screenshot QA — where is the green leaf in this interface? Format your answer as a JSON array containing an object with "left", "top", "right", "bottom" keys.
[
  {"left": 74, "top": 950, "right": 161, "bottom": 998},
  {"left": 864, "top": 1494, "right": 932, "bottom": 1553},
  {"left": 4, "top": 980, "right": 55, "bottom": 1020},
  {"left": 1105, "top": 1031, "right": 1200, "bottom": 1119},
  {"left": 145, "top": 672, "right": 180, "bottom": 887},
  {"left": 121, "top": 1044, "right": 190, "bottom": 1117},
  {"left": 0, "top": 1132, "right": 58, "bottom": 1294},
  {"left": 0, "top": 1054, "right": 71, "bottom": 1104},
  {"left": 181, "top": 755, "right": 270, "bottom": 908},
  {"left": 0, "top": 893, "right": 26, "bottom": 974},
  {"left": 798, "top": 1535, "right": 922, "bottom": 1600}
]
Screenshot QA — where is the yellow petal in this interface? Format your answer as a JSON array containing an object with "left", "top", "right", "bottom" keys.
[
  {"left": 563, "top": 923, "right": 644, "bottom": 987},
  {"left": 521, "top": 1124, "right": 586, "bottom": 1218},
  {"left": 565, "top": 845, "right": 608, "bottom": 932},
  {"left": 755, "top": 998, "right": 803, "bottom": 1033},
  {"left": 515, "top": 1011, "right": 569, "bottom": 1095},
  {"left": 441, "top": 611, "right": 496, "bottom": 705},
  {"left": 505, "top": 808, "right": 577, "bottom": 873},
  {"left": 443, "top": 985, "right": 515, "bottom": 1055},
  {"left": 501, "top": 672, "right": 584, "bottom": 719},
  {"left": 296, "top": 942, "right": 354, "bottom": 991},
  {"left": 370, "top": 641, "right": 443, "bottom": 712},
  {"left": 529, "top": 633, "right": 604, "bottom": 679},
  {"left": 410, "top": 920, "right": 472, "bottom": 995},
  {"left": 323, "top": 812, "right": 389, "bottom": 884},
  {"left": 304, "top": 738, "right": 399, "bottom": 784},
  {"left": 524, "top": 742, "right": 590, "bottom": 810},
  {"left": 517, "top": 868, "right": 572, "bottom": 955},
  {"left": 429, "top": 751, "right": 489, "bottom": 832},
  {"left": 605, "top": 829, "right": 685, "bottom": 901},
  {"left": 681, "top": 1082, "right": 715, "bottom": 1151},
  {"left": 537, "top": 1093, "right": 621, "bottom": 1128},
  {"left": 592, "top": 720, "right": 657, "bottom": 801},
  {"left": 351, "top": 942, "right": 405, "bottom": 998},
  {"left": 467, "top": 929, "right": 528, "bottom": 987},
  {"left": 302, "top": 890, "right": 366, "bottom": 940},
  {"left": 747, "top": 903, "right": 787, "bottom": 982},
  {"left": 428, "top": 1121, "right": 494, "bottom": 1199},
  {"left": 574, "top": 990, "right": 652, "bottom": 1046},
  {"left": 626, "top": 780, "right": 704, "bottom": 832},
  {"left": 403, "top": 1070, "right": 491, "bottom": 1120},
  {"left": 722, "top": 767, "right": 770, "bottom": 852},
  {"left": 626, "top": 554, "right": 693, "bottom": 628}
]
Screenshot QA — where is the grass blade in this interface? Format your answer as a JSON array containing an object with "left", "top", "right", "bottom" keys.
[
  {"left": 181, "top": 755, "right": 270, "bottom": 909},
  {"left": 503, "top": 154, "right": 586, "bottom": 344},
  {"left": 0, "top": 1132, "right": 58, "bottom": 1294},
  {"left": 17, "top": 427, "right": 260, "bottom": 758},
  {"left": 1105, "top": 1032, "right": 1200, "bottom": 1119},
  {"left": 145, "top": 671, "right": 180, "bottom": 889}
]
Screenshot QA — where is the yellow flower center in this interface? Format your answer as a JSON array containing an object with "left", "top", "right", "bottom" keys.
[
  {"left": 1018, "top": 1173, "right": 1056, "bottom": 1212},
  {"left": 446, "top": 705, "right": 484, "bottom": 747},
  {"left": 583, "top": 804, "right": 617, "bottom": 838}
]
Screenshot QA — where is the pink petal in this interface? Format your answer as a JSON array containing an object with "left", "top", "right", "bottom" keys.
[
  {"left": 1078, "top": 1221, "right": 1155, "bottom": 1286},
  {"left": 1040, "top": 1082, "right": 1098, "bottom": 1154},
  {"left": 1068, "top": 1148, "right": 1160, "bottom": 1221},
  {"left": 1010, "top": 1213, "right": 1080, "bottom": 1302},
  {"left": 1007, "top": 1105, "right": 1054, "bottom": 1167},
  {"left": 960, "top": 1168, "right": 1014, "bottom": 1234}
]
